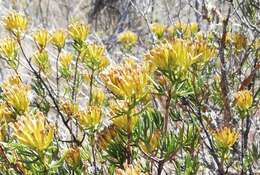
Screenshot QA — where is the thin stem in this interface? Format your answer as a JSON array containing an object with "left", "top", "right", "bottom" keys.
[
  {"left": 126, "top": 112, "right": 132, "bottom": 164},
  {"left": 72, "top": 51, "right": 81, "bottom": 102},
  {"left": 89, "top": 68, "right": 95, "bottom": 105},
  {"left": 91, "top": 133, "right": 97, "bottom": 175},
  {"left": 56, "top": 50, "right": 61, "bottom": 100},
  {"left": 241, "top": 118, "right": 244, "bottom": 175}
]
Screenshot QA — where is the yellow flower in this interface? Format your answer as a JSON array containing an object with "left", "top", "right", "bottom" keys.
[
  {"left": 100, "top": 59, "right": 150, "bottom": 100},
  {"left": 233, "top": 32, "right": 247, "bottom": 50},
  {"left": 3, "top": 12, "right": 28, "bottom": 38},
  {"left": 1, "top": 75, "right": 22, "bottom": 87},
  {"left": 0, "top": 38, "right": 17, "bottom": 59},
  {"left": 51, "top": 29, "right": 66, "bottom": 50},
  {"left": 2, "top": 78, "right": 30, "bottom": 113},
  {"left": 151, "top": 23, "right": 165, "bottom": 39},
  {"left": 140, "top": 130, "right": 161, "bottom": 153},
  {"left": 59, "top": 52, "right": 73, "bottom": 68},
  {"left": 195, "top": 32, "right": 205, "bottom": 41},
  {"left": 75, "top": 106, "right": 102, "bottom": 129},
  {"left": 65, "top": 147, "right": 81, "bottom": 168},
  {"left": 118, "top": 31, "right": 138, "bottom": 47},
  {"left": 10, "top": 112, "right": 55, "bottom": 152},
  {"left": 0, "top": 127, "right": 6, "bottom": 142},
  {"left": 80, "top": 43, "right": 109, "bottom": 70},
  {"left": 82, "top": 70, "right": 91, "bottom": 83},
  {"left": 33, "top": 50, "right": 50, "bottom": 73},
  {"left": 174, "top": 22, "right": 198, "bottom": 38},
  {"left": 108, "top": 100, "right": 138, "bottom": 130},
  {"left": 33, "top": 29, "right": 49, "bottom": 50},
  {"left": 0, "top": 101, "right": 13, "bottom": 123},
  {"left": 5, "top": 87, "right": 29, "bottom": 113},
  {"left": 145, "top": 40, "right": 195, "bottom": 72},
  {"left": 96, "top": 125, "right": 117, "bottom": 150},
  {"left": 213, "top": 127, "right": 239, "bottom": 149},
  {"left": 145, "top": 39, "right": 213, "bottom": 75},
  {"left": 192, "top": 40, "right": 216, "bottom": 64},
  {"left": 115, "top": 162, "right": 148, "bottom": 175},
  {"left": 234, "top": 90, "right": 253, "bottom": 110},
  {"left": 91, "top": 88, "right": 106, "bottom": 106},
  {"left": 68, "top": 21, "right": 89, "bottom": 43},
  {"left": 60, "top": 100, "right": 79, "bottom": 117}
]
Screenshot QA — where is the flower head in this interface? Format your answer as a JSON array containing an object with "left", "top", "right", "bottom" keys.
[
  {"left": 115, "top": 162, "right": 148, "bottom": 175},
  {"left": 192, "top": 40, "right": 216, "bottom": 64},
  {"left": 3, "top": 12, "right": 28, "bottom": 38},
  {"left": 60, "top": 100, "right": 79, "bottom": 117},
  {"left": 0, "top": 38, "right": 17, "bottom": 59},
  {"left": 234, "top": 90, "right": 253, "bottom": 110},
  {"left": 145, "top": 40, "right": 195, "bottom": 73},
  {"left": 145, "top": 39, "right": 214, "bottom": 76},
  {"left": 96, "top": 125, "right": 117, "bottom": 150},
  {"left": 68, "top": 21, "right": 89, "bottom": 43},
  {"left": 0, "top": 127, "right": 6, "bottom": 142},
  {"left": 1, "top": 75, "right": 22, "bottom": 88},
  {"left": 2, "top": 76, "right": 30, "bottom": 113},
  {"left": 151, "top": 23, "right": 165, "bottom": 39},
  {"left": 0, "top": 38, "right": 18, "bottom": 68},
  {"left": 75, "top": 106, "right": 102, "bottom": 129},
  {"left": 233, "top": 32, "right": 247, "bottom": 50},
  {"left": 33, "top": 29, "right": 49, "bottom": 50},
  {"left": 118, "top": 31, "right": 138, "bottom": 47},
  {"left": 10, "top": 112, "right": 55, "bottom": 152},
  {"left": 91, "top": 88, "right": 106, "bottom": 106},
  {"left": 59, "top": 52, "right": 73, "bottom": 68},
  {"left": 0, "top": 101, "right": 13, "bottom": 123},
  {"left": 33, "top": 50, "right": 50, "bottom": 73},
  {"left": 100, "top": 59, "right": 150, "bottom": 100},
  {"left": 80, "top": 43, "right": 109, "bottom": 70},
  {"left": 51, "top": 29, "right": 66, "bottom": 50},
  {"left": 168, "top": 22, "right": 199, "bottom": 38},
  {"left": 65, "top": 147, "right": 81, "bottom": 168},
  {"left": 213, "top": 127, "right": 239, "bottom": 149}
]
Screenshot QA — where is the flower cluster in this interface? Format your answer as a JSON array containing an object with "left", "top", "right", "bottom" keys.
[
  {"left": 80, "top": 43, "right": 109, "bottom": 70},
  {"left": 100, "top": 59, "right": 150, "bottom": 101},
  {"left": 115, "top": 163, "right": 148, "bottom": 175},
  {"left": 118, "top": 31, "right": 138, "bottom": 48},
  {"left": 234, "top": 90, "right": 253, "bottom": 110},
  {"left": 68, "top": 21, "right": 89, "bottom": 43},
  {"left": 75, "top": 106, "right": 102, "bottom": 129},
  {"left": 213, "top": 127, "right": 239, "bottom": 149},
  {"left": 1, "top": 76, "right": 30, "bottom": 114},
  {"left": 145, "top": 39, "right": 215, "bottom": 75},
  {"left": 3, "top": 12, "right": 28, "bottom": 39},
  {"left": 10, "top": 112, "right": 55, "bottom": 152}
]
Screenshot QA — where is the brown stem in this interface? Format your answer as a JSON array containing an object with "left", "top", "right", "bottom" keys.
[
  {"left": 163, "top": 89, "right": 171, "bottom": 134},
  {"left": 157, "top": 160, "right": 164, "bottom": 175},
  {"left": 218, "top": 7, "right": 232, "bottom": 127},
  {"left": 91, "top": 134, "right": 97, "bottom": 175}
]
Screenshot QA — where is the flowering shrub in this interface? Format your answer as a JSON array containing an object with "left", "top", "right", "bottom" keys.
[{"left": 0, "top": 8, "right": 259, "bottom": 175}]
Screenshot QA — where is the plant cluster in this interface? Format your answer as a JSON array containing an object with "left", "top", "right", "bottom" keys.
[{"left": 0, "top": 11, "right": 259, "bottom": 175}]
